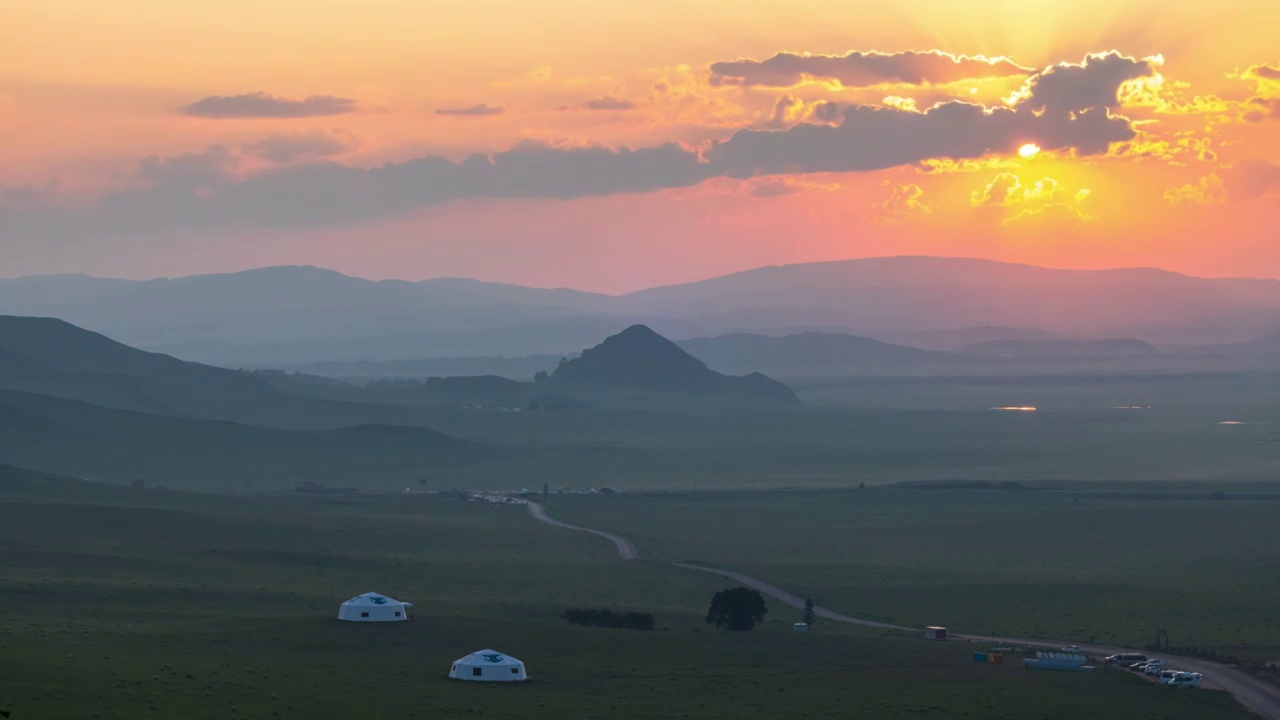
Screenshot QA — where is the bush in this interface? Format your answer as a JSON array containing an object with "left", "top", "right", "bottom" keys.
[{"left": 562, "top": 608, "right": 655, "bottom": 630}]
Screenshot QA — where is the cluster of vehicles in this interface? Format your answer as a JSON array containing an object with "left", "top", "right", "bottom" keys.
[{"left": 1104, "top": 653, "right": 1204, "bottom": 687}]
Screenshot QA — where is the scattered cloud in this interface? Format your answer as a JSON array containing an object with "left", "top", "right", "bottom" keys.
[
  {"left": 2, "top": 52, "right": 1160, "bottom": 240},
  {"left": 710, "top": 50, "right": 1032, "bottom": 88},
  {"left": 244, "top": 130, "right": 355, "bottom": 164},
  {"left": 582, "top": 96, "right": 636, "bottom": 111},
  {"left": 435, "top": 103, "right": 505, "bottom": 117},
  {"left": 1241, "top": 63, "right": 1280, "bottom": 122},
  {"left": 1003, "top": 202, "right": 1091, "bottom": 228},
  {"left": 1164, "top": 159, "right": 1280, "bottom": 204},
  {"left": 877, "top": 183, "right": 932, "bottom": 222},
  {"left": 180, "top": 92, "right": 357, "bottom": 119},
  {"left": 1114, "top": 133, "right": 1217, "bottom": 164},
  {"left": 971, "top": 173, "right": 1059, "bottom": 206}
]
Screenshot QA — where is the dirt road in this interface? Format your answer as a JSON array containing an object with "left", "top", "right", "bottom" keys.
[{"left": 526, "top": 502, "right": 637, "bottom": 559}]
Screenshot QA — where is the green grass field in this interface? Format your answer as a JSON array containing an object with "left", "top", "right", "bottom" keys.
[
  {"left": 0, "top": 481, "right": 1254, "bottom": 719},
  {"left": 548, "top": 487, "right": 1280, "bottom": 657}
]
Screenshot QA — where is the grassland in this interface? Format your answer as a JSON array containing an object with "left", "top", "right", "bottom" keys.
[
  {"left": 548, "top": 487, "right": 1280, "bottom": 657},
  {"left": 0, "top": 480, "right": 1253, "bottom": 719}
]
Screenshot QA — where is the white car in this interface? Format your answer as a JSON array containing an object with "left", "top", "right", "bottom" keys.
[
  {"left": 1167, "top": 672, "right": 1203, "bottom": 688},
  {"left": 1143, "top": 659, "right": 1166, "bottom": 675},
  {"left": 1061, "top": 645, "right": 1081, "bottom": 653}
]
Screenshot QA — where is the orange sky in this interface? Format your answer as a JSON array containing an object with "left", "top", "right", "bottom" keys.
[{"left": 1, "top": 0, "right": 1277, "bottom": 291}]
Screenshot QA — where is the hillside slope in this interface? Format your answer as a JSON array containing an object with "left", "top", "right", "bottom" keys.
[
  {"left": 0, "top": 388, "right": 500, "bottom": 491},
  {"left": 551, "top": 325, "right": 798, "bottom": 402}
]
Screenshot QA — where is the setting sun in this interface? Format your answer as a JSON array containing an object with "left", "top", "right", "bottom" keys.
[{"left": 1018, "top": 143, "right": 1041, "bottom": 158}]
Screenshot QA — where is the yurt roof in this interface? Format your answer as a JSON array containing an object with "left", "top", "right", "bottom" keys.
[
  {"left": 342, "top": 592, "right": 410, "bottom": 606},
  {"left": 454, "top": 649, "right": 522, "bottom": 666}
]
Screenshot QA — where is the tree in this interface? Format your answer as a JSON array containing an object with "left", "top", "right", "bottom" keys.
[
  {"left": 534, "top": 370, "right": 549, "bottom": 383},
  {"left": 705, "top": 587, "right": 768, "bottom": 631},
  {"left": 526, "top": 401, "right": 541, "bottom": 412},
  {"left": 803, "top": 595, "right": 816, "bottom": 626}
]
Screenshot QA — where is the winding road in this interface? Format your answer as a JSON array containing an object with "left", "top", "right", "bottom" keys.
[{"left": 527, "top": 501, "right": 1280, "bottom": 719}]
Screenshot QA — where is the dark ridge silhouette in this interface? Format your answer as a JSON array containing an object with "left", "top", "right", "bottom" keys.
[
  {"left": 961, "top": 338, "right": 1158, "bottom": 357},
  {"left": 551, "top": 325, "right": 798, "bottom": 402}
]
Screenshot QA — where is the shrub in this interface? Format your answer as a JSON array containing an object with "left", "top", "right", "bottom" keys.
[{"left": 562, "top": 608, "right": 655, "bottom": 630}]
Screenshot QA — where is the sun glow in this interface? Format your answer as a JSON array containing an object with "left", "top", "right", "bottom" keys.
[{"left": 1018, "top": 143, "right": 1041, "bottom": 158}]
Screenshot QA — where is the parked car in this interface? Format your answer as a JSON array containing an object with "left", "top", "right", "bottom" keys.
[
  {"left": 1107, "top": 653, "right": 1147, "bottom": 666},
  {"left": 1061, "top": 645, "right": 1081, "bottom": 653},
  {"left": 1158, "top": 669, "right": 1180, "bottom": 683},
  {"left": 1167, "top": 672, "right": 1203, "bottom": 688},
  {"left": 1128, "top": 660, "right": 1151, "bottom": 671},
  {"left": 1144, "top": 660, "right": 1167, "bottom": 675}
]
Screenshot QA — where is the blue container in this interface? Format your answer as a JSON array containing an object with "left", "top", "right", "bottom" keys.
[{"left": 973, "top": 652, "right": 987, "bottom": 662}]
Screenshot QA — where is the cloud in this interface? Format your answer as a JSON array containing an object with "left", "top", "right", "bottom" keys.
[
  {"left": 180, "top": 92, "right": 357, "bottom": 118},
  {"left": 1003, "top": 202, "right": 1090, "bottom": 228},
  {"left": 435, "top": 103, "right": 505, "bottom": 116},
  {"left": 877, "top": 183, "right": 932, "bottom": 222},
  {"left": 745, "top": 177, "right": 838, "bottom": 197},
  {"left": 1164, "top": 159, "right": 1280, "bottom": 204},
  {"left": 710, "top": 50, "right": 1032, "bottom": 88},
  {"left": 4, "top": 52, "right": 1156, "bottom": 241},
  {"left": 137, "top": 145, "right": 236, "bottom": 186},
  {"left": 582, "top": 96, "right": 636, "bottom": 110},
  {"left": 1008, "top": 51, "right": 1158, "bottom": 112},
  {"left": 0, "top": 179, "right": 60, "bottom": 206},
  {"left": 245, "top": 130, "right": 355, "bottom": 164},
  {"left": 1241, "top": 63, "right": 1280, "bottom": 122},
  {"left": 971, "top": 173, "right": 1059, "bottom": 206},
  {"left": 709, "top": 52, "right": 1154, "bottom": 178}
]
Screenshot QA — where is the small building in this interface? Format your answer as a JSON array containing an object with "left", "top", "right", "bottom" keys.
[
  {"left": 925, "top": 626, "right": 948, "bottom": 640},
  {"left": 336, "top": 592, "right": 412, "bottom": 622},
  {"left": 449, "top": 649, "right": 528, "bottom": 682},
  {"left": 793, "top": 623, "right": 809, "bottom": 633}
]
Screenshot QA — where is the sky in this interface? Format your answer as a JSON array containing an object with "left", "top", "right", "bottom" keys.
[{"left": 1, "top": 0, "right": 1278, "bottom": 292}]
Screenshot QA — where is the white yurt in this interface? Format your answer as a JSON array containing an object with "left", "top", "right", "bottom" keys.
[
  {"left": 336, "top": 592, "right": 412, "bottom": 622},
  {"left": 448, "top": 649, "right": 528, "bottom": 682}
]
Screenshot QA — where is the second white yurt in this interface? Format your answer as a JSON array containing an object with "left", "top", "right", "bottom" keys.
[
  {"left": 336, "top": 592, "right": 412, "bottom": 622},
  {"left": 448, "top": 649, "right": 528, "bottom": 682}
]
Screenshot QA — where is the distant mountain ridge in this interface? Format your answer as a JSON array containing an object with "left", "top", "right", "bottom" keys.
[
  {"left": 8, "top": 257, "right": 1280, "bottom": 364},
  {"left": 677, "top": 332, "right": 965, "bottom": 376},
  {"left": 962, "top": 338, "right": 1159, "bottom": 357}
]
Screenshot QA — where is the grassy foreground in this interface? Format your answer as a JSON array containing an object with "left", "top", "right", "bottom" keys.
[
  {"left": 0, "top": 479, "right": 1253, "bottom": 719},
  {"left": 549, "top": 486, "right": 1280, "bottom": 657}
]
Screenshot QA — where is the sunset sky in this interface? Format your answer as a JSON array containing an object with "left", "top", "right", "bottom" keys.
[{"left": 2, "top": 0, "right": 1278, "bottom": 292}]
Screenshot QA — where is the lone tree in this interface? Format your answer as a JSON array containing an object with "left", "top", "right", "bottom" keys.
[
  {"left": 803, "top": 595, "right": 816, "bottom": 626},
  {"left": 705, "top": 587, "right": 768, "bottom": 631}
]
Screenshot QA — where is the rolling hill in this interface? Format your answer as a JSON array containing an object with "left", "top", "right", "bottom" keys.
[
  {"left": 0, "top": 315, "right": 293, "bottom": 418},
  {"left": 677, "top": 332, "right": 966, "bottom": 376},
  {"left": 0, "top": 388, "right": 499, "bottom": 491},
  {"left": 550, "top": 325, "right": 798, "bottom": 402}
]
